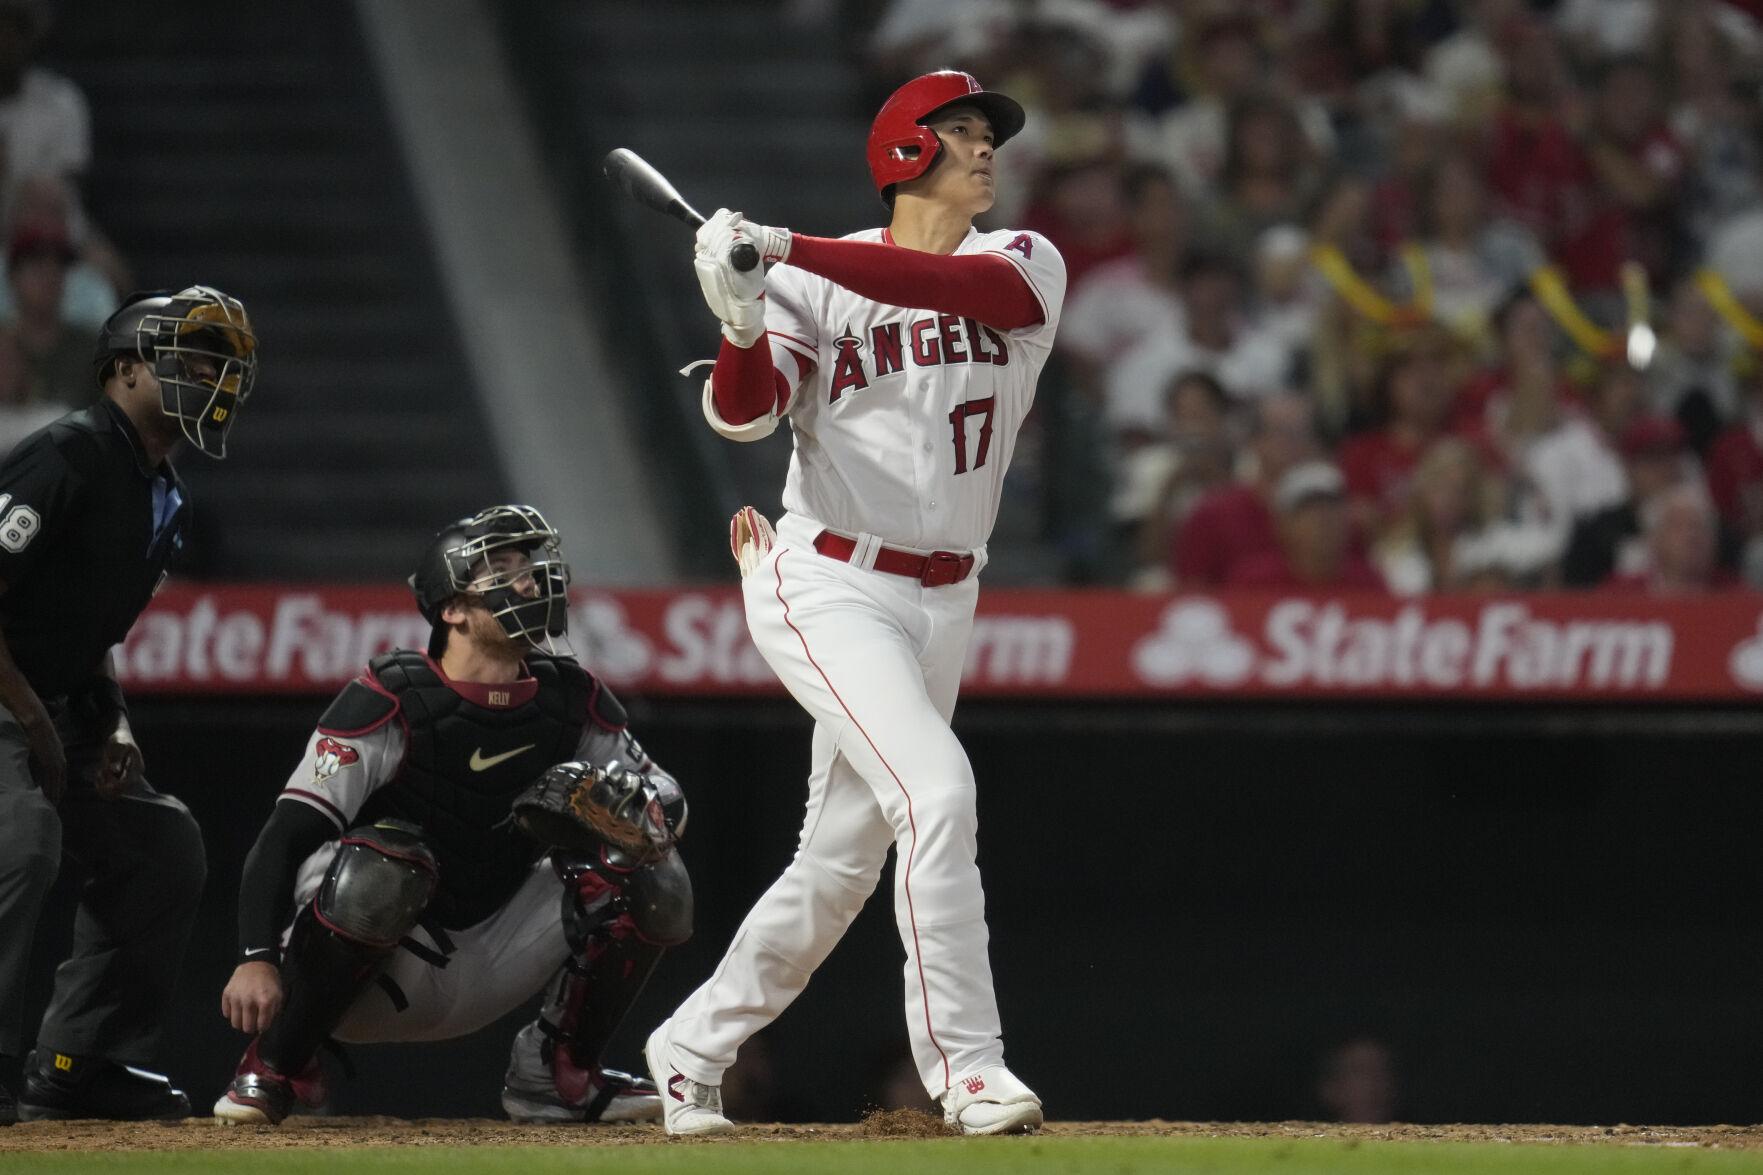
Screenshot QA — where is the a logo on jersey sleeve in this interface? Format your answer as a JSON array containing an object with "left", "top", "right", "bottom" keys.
[
  {"left": 313, "top": 736, "right": 362, "bottom": 783},
  {"left": 1004, "top": 233, "right": 1034, "bottom": 259},
  {"left": 828, "top": 323, "right": 869, "bottom": 403}
]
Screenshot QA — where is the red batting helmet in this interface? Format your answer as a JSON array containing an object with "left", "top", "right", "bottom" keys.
[{"left": 867, "top": 70, "right": 1026, "bottom": 207}]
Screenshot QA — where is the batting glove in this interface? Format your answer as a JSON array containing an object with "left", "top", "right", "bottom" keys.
[{"left": 694, "top": 209, "right": 768, "bottom": 347}]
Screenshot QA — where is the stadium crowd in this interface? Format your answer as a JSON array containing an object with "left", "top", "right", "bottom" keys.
[
  {"left": 0, "top": 0, "right": 127, "bottom": 450},
  {"left": 861, "top": 0, "right": 1763, "bottom": 595}
]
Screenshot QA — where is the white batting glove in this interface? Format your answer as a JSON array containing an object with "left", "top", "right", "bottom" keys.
[
  {"left": 734, "top": 218, "right": 791, "bottom": 265},
  {"left": 694, "top": 209, "right": 768, "bottom": 347}
]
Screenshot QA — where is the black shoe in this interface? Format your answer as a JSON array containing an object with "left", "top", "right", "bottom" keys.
[
  {"left": 17, "top": 1049, "right": 190, "bottom": 1121},
  {"left": 0, "top": 1078, "right": 16, "bottom": 1126}
]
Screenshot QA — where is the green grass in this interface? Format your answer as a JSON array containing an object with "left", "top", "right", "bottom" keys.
[{"left": 9, "top": 1137, "right": 1763, "bottom": 1175}]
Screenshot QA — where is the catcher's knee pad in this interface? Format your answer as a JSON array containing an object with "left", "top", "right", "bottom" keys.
[
  {"left": 622, "top": 852, "right": 693, "bottom": 947},
  {"left": 315, "top": 819, "right": 439, "bottom": 948}
]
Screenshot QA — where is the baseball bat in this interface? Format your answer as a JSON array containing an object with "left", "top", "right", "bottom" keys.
[{"left": 602, "top": 147, "right": 759, "bottom": 272}]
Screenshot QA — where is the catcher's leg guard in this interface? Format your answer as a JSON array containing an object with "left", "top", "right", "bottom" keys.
[
  {"left": 501, "top": 853, "right": 692, "bottom": 1122},
  {"left": 220, "top": 822, "right": 436, "bottom": 1123}
]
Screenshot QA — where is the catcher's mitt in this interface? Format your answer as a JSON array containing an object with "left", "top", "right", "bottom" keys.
[{"left": 512, "top": 761, "right": 673, "bottom": 864}]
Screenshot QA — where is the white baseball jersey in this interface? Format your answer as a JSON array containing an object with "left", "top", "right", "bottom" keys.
[{"left": 706, "top": 227, "right": 1067, "bottom": 553}]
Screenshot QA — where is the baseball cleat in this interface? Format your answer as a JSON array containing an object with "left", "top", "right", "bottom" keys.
[
  {"left": 18, "top": 1050, "right": 191, "bottom": 1122},
  {"left": 644, "top": 1020, "right": 732, "bottom": 1136},
  {"left": 211, "top": 1039, "right": 327, "bottom": 1126},
  {"left": 941, "top": 1066, "right": 1043, "bottom": 1136},
  {"left": 502, "top": 1021, "right": 661, "bottom": 1123}
]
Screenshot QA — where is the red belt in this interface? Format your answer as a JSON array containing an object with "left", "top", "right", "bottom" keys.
[{"left": 812, "top": 530, "right": 975, "bottom": 587}]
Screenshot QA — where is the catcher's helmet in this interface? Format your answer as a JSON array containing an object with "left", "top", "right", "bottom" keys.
[
  {"left": 867, "top": 70, "right": 1025, "bottom": 208},
  {"left": 94, "top": 285, "right": 258, "bottom": 460},
  {"left": 410, "top": 504, "right": 571, "bottom": 656}
]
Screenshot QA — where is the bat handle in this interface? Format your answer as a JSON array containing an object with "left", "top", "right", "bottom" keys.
[{"left": 730, "top": 242, "right": 759, "bottom": 273}]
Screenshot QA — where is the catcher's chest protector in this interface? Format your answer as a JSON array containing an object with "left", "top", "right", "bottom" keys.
[{"left": 356, "top": 650, "right": 592, "bottom": 929}]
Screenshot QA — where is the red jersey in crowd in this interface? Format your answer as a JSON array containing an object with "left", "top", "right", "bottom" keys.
[{"left": 1171, "top": 484, "right": 1279, "bottom": 586}]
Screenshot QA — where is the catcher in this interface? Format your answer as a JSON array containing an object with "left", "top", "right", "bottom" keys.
[{"left": 211, "top": 505, "right": 690, "bottom": 1125}]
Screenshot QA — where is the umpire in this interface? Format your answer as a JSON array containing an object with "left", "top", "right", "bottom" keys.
[{"left": 0, "top": 286, "right": 257, "bottom": 1122}]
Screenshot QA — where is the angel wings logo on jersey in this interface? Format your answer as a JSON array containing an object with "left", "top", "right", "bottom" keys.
[{"left": 313, "top": 736, "right": 361, "bottom": 783}]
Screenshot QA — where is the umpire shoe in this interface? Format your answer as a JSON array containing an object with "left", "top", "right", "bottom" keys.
[
  {"left": 644, "top": 1020, "right": 731, "bottom": 1136},
  {"left": 18, "top": 1050, "right": 191, "bottom": 1121},
  {"left": 0, "top": 1075, "right": 16, "bottom": 1126},
  {"left": 941, "top": 1066, "right": 1043, "bottom": 1136},
  {"left": 501, "top": 1021, "right": 661, "bottom": 1123},
  {"left": 211, "top": 1039, "right": 328, "bottom": 1126}
]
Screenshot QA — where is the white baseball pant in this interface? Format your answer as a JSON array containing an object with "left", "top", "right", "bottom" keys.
[{"left": 666, "top": 512, "right": 1006, "bottom": 1096}]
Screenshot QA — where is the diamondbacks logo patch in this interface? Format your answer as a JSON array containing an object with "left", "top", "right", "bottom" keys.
[{"left": 313, "top": 736, "right": 361, "bottom": 783}]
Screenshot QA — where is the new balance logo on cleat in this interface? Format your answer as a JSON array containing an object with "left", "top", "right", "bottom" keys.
[
  {"left": 963, "top": 1076, "right": 986, "bottom": 1095},
  {"left": 667, "top": 1072, "right": 687, "bottom": 1102}
]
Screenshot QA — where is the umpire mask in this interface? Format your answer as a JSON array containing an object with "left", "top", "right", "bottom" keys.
[
  {"left": 95, "top": 286, "right": 259, "bottom": 459},
  {"left": 410, "top": 505, "right": 572, "bottom": 655}
]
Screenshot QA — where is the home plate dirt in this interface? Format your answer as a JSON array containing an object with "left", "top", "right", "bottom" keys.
[{"left": 4, "top": 1116, "right": 1763, "bottom": 1151}]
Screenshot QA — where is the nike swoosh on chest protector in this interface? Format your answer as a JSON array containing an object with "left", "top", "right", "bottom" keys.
[{"left": 469, "top": 744, "right": 536, "bottom": 772}]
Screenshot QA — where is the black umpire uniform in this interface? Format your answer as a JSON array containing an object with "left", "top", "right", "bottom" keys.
[{"left": 0, "top": 286, "right": 256, "bottom": 1122}]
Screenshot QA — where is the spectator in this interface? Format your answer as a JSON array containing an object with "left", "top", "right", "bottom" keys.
[
  {"left": 0, "top": 321, "right": 53, "bottom": 454},
  {"left": 1454, "top": 289, "right": 1575, "bottom": 458},
  {"left": 1706, "top": 361, "right": 1763, "bottom": 554},
  {"left": 1254, "top": 223, "right": 1317, "bottom": 354},
  {"left": 0, "top": 0, "right": 89, "bottom": 224},
  {"left": 1127, "top": 370, "right": 1235, "bottom": 589},
  {"left": 1397, "top": 152, "right": 1544, "bottom": 349},
  {"left": 1314, "top": 1037, "right": 1398, "bottom": 1125},
  {"left": 1647, "top": 276, "right": 1743, "bottom": 446},
  {"left": 0, "top": 173, "right": 123, "bottom": 330},
  {"left": 1021, "top": 159, "right": 1134, "bottom": 290},
  {"left": 1059, "top": 162, "right": 1190, "bottom": 393},
  {"left": 1602, "top": 482, "right": 1731, "bottom": 593},
  {"left": 1561, "top": 415, "right": 1697, "bottom": 587},
  {"left": 1660, "top": 2, "right": 1763, "bottom": 240},
  {"left": 1170, "top": 392, "right": 1318, "bottom": 587},
  {"left": 1573, "top": 55, "right": 1687, "bottom": 289},
  {"left": 1196, "top": 93, "right": 1320, "bottom": 267},
  {"left": 1226, "top": 459, "right": 1386, "bottom": 589},
  {"left": 1133, "top": 12, "right": 1333, "bottom": 198},
  {"left": 6, "top": 218, "right": 90, "bottom": 407},
  {"left": 1374, "top": 436, "right": 1519, "bottom": 594},
  {"left": 1106, "top": 253, "right": 1295, "bottom": 434},
  {"left": 1518, "top": 362, "right": 1639, "bottom": 544},
  {"left": 1482, "top": 22, "right": 1595, "bottom": 284},
  {"left": 1339, "top": 329, "right": 1461, "bottom": 535}
]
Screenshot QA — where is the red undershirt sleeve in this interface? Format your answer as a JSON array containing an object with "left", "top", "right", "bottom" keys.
[
  {"left": 786, "top": 234, "right": 1044, "bottom": 331},
  {"left": 711, "top": 336, "right": 809, "bottom": 426}
]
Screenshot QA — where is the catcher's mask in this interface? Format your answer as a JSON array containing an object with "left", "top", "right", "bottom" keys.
[
  {"left": 410, "top": 505, "right": 571, "bottom": 656},
  {"left": 94, "top": 285, "right": 258, "bottom": 459}
]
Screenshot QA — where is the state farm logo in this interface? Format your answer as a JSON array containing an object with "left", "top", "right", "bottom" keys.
[
  {"left": 1730, "top": 616, "right": 1763, "bottom": 691},
  {"left": 570, "top": 595, "right": 654, "bottom": 683},
  {"left": 1134, "top": 600, "right": 1254, "bottom": 686},
  {"left": 1133, "top": 598, "right": 1676, "bottom": 692}
]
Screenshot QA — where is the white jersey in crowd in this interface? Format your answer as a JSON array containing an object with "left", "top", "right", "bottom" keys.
[{"left": 707, "top": 226, "right": 1066, "bottom": 554}]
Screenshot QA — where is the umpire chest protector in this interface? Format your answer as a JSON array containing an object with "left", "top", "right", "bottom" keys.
[{"left": 337, "top": 650, "right": 595, "bottom": 929}]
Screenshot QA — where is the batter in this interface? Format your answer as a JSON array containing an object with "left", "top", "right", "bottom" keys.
[{"left": 645, "top": 70, "right": 1065, "bottom": 1137}]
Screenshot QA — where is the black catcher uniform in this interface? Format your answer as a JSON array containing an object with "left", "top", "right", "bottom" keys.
[
  {"left": 0, "top": 287, "right": 256, "bottom": 1122},
  {"left": 215, "top": 506, "right": 691, "bottom": 1125}
]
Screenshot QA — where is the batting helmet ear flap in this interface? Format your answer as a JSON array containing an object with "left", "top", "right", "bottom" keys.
[{"left": 867, "top": 71, "right": 1025, "bottom": 207}]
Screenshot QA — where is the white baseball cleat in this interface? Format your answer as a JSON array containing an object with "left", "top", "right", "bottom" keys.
[
  {"left": 941, "top": 1066, "right": 1043, "bottom": 1135},
  {"left": 644, "top": 1020, "right": 732, "bottom": 1136}
]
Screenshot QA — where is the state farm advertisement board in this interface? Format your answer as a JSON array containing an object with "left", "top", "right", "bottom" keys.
[{"left": 112, "top": 584, "right": 1763, "bottom": 702}]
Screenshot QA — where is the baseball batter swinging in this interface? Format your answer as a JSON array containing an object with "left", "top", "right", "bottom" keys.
[{"left": 645, "top": 70, "right": 1064, "bottom": 1136}]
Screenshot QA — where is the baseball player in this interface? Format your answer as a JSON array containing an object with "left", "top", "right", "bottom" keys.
[
  {"left": 645, "top": 70, "right": 1064, "bottom": 1136},
  {"left": 212, "top": 506, "right": 692, "bottom": 1125},
  {"left": 0, "top": 287, "right": 255, "bottom": 1122}
]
